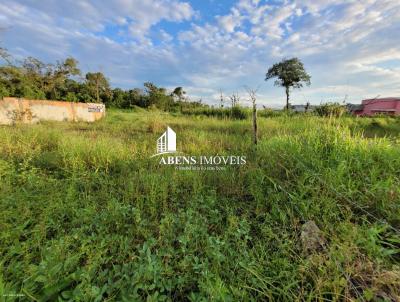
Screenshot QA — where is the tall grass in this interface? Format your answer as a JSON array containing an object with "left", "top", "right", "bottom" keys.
[{"left": 0, "top": 110, "right": 399, "bottom": 301}]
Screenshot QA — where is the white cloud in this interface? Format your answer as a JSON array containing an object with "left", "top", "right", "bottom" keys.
[
  {"left": 0, "top": 0, "right": 195, "bottom": 39},
  {"left": 218, "top": 15, "right": 239, "bottom": 33},
  {"left": 217, "top": 6, "right": 244, "bottom": 33}
]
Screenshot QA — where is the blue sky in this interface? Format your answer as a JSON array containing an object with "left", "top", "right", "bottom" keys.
[{"left": 0, "top": 0, "right": 400, "bottom": 107}]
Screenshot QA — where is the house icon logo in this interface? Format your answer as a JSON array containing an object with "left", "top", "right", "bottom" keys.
[{"left": 155, "top": 126, "right": 177, "bottom": 156}]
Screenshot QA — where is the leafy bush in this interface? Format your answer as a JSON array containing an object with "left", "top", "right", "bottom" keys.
[{"left": 314, "top": 102, "right": 347, "bottom": 117}]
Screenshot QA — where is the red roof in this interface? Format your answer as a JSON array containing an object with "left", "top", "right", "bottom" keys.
[{"left": 362, "top": 97, "right": 400, "bottom": 104}]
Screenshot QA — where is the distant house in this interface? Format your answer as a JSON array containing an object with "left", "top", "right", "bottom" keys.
[{"left": 348, "top": 97, "right": 400, "bottom": 116}]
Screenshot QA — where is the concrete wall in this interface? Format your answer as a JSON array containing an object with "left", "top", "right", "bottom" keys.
[{"left": 0, "top": 97, "right": 105, "bottom": 125}]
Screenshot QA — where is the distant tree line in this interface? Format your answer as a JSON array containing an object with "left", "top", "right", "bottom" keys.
[
  {"left": 3, "top": 51, "right": 346, "bottom": 120},
  {"left": 0, "top": 50, "right": 204, "bottom": 111}
]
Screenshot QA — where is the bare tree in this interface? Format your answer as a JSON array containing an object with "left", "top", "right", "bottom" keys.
[
  {"left": 219, "top": 89, "right": 224, "bottom": 108},
  {"left": 245, "top": 86, "right": 258, "bottom": 145},
  {"left": 0, "top": 47, "right": 11, "bottom": 64},
  {"left": 229, "top": 92, "right": 240, "bottom": 107},
  {"left": 0, "top": 27, "right": 12, "bottom": 65},
  {"left": 305, "top": 101, "right": 310, "bottom": 113}
]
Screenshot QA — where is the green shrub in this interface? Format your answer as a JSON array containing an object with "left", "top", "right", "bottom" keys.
[{"left": 315, "top": 102, "right": 347, "bottom": 117}]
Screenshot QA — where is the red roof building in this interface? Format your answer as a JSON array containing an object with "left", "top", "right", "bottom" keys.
[{"left": 351, "top": 97, "right": 400, "bottom": 116}]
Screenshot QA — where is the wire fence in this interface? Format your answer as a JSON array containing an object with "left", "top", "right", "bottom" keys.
[{"left": 273, "top": 152, "right": 400, "bottom": 235}]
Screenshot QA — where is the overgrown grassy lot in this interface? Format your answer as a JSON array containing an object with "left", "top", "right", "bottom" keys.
[{"left": 1, "top": 109, "right": 400, "bottom": 301}]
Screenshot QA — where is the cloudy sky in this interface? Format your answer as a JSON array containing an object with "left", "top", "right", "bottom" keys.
[{"left": 1, "top": 0, "right": 400, "bottom": 107}]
